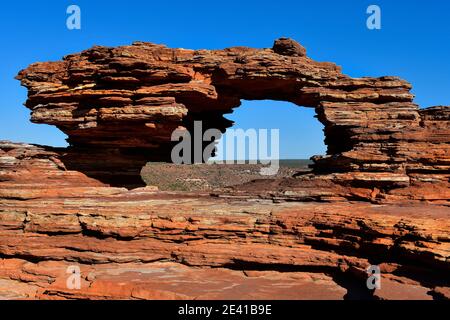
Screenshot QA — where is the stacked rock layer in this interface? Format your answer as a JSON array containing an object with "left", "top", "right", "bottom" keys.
[
  {"left": 1, "top": 39, "right": 448, "bottom": 299},
  {"left": 0, "top": 142, "right": 449, "bottom": 299},
  {"left": 16, "top": 38, "right": 450, "bottom": 191}
]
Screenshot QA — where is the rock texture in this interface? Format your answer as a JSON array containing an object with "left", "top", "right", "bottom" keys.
[
  {"left": 0, "top": 143, "right": 450, "bottom": 299},
  {"left": 0, "top": 141, "right": 449, "bottom": 300},
  {"left": 1, "top": 38, "right": 449, "bottom": 300},
  {"left": 16, "top": 38, "right": 450, "bottom": 192}
]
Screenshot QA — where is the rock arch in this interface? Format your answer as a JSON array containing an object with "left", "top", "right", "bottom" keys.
[{"left": 16, "top": 38, "right": 449, "bottom": 192}]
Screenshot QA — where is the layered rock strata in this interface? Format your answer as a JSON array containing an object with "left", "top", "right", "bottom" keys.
[
  {"left": 0, "top": 141, "right": 449, "bottom": 299},
  {"left": 16, "top": 38, "right": 450, "bottom": 191},
  {"left": 1, "top": 39, "right": 449, "bottom": 299}
]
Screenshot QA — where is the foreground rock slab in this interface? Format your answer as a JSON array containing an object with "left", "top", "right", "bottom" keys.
[
  {"left": 0, "top": 261, "right": 350, "bottom": 300},
  {"left": 0, "top": 148, "right": 448, "bottom": 299}
]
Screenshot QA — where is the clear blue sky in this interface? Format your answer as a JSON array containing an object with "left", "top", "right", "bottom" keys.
[{"left": 1, "top": 1, "right": 449, "bottom": 159}]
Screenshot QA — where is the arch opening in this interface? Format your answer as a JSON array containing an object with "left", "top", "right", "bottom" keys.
[
  {"left": 211, "top": 100, "right": 326, "bottom": 163},
  {"left": 142, "top": 100, "right": 327, "bottom": 191}
]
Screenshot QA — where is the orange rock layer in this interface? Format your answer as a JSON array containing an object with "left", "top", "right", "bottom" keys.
[
  {"left": 15, "top": 38, "right": 450, "bottom": 191},
  {"left": 0, "top": 141, "right": 449, "bottom": 299},
  {"left": 1, "top": 39, "right": 449, "bottom": 300}
]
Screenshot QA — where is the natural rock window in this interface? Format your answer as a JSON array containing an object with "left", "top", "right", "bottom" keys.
[{"left": 14, "top": 38, "right": 449, "bottom": 201}]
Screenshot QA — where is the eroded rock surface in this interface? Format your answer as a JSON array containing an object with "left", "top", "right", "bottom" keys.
[
  {"left": 1, "top": 39, "right": 449, "bottom": 299},
  {"left": 0, "top": 142, "right": 449, "bottom": 300},
  {"left": 16, "top": 39, "right": 450, "bottom": 192}
]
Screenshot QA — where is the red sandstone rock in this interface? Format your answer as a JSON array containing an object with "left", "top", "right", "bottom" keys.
[
  {"left": 15, "top": 39, "right": 450, "bottom": 192},
  {"left": 0, "top": 143, "right": 449, "bottom": 299},
  {"left": 1, "top": 39, "right": 449, "bottom": 300}
]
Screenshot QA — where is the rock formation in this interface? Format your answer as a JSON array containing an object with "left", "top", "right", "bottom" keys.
[
  {"left": 16, "top": 38, "right": 450, "bottom": 194},
  {"left": 0, "top": 38, "right": 449, "bottom": 300}
]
